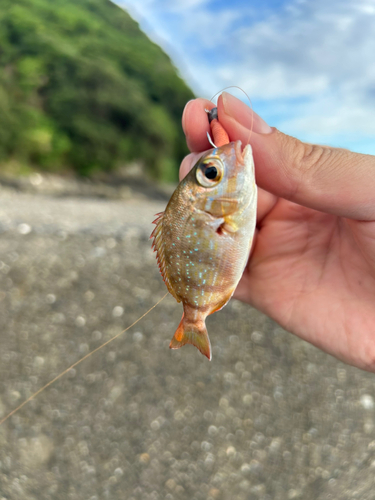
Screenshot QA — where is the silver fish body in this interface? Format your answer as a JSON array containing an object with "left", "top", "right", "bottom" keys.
[{"left": 151, "top": 140, "right": 257, "bottom": 359}]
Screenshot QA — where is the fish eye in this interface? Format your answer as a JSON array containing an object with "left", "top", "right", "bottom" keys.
[
  {"left": 203, "top": 165, "right": 218, "bottom": 180},
  {"left": 196, "top": 159, "right": 224, "bottom": 187}
]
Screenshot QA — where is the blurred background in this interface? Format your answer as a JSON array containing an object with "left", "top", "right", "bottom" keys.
[
  {"left": 1, "top": 1, "right": 375, "bottom": 499},
  {"left": 121, "top": 0, "right": 375, "bottom": 155}
]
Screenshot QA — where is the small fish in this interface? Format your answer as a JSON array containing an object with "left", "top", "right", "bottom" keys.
[{"left": 151, "top": 141, "right": 257, "bottom": 360}]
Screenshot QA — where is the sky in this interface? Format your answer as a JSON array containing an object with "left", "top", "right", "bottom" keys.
[{"left": 116, "top": 0, "right": 375, "bottom": 155}]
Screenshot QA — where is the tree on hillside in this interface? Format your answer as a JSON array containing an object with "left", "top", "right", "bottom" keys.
[{"left": 0, "top": 0, "right": 194, "bottom": 179}]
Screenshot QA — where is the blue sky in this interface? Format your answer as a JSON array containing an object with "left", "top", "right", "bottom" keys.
[{"left": 116, "top": 0, "right": 375, "bottom": 155}]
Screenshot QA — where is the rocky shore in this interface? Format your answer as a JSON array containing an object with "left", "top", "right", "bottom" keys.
[{"left": 0, "top": 175, "right": 374, "bottom": 500}]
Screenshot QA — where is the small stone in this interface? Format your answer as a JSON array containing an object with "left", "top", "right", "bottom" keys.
[
  {"left": 85, "top": 291, "right": 95, "bottom": 302},
  {"left": 92, "top": 330, "right": 102, "bottom": 341},
  {"left": 112, "top": 306, "right": 124, "bottom": 317},
  {"left": 29, "top": 173, "right": 43, "bottom": 186},
  {"left": 109, "top": 386, "right": 122, "bottom": 402},
  {"left": 75, "top": 316, "right": 86, "bottom": 327},
  {"left": 241, "top": 463, "right": 251, "bottom": 475},
  {"left": 251, "top": 331, "right": 264, "bottom": 344},
  {"left": 139, "top": 453, "right": 150, "bottom": 464},
  {"left": 33, "top": 356, "right": 45, "bottom": 368},
  {"left": 208, "top": 488, "right": 221, "bottom": 499},
  {"left": 18, "top": 435, "right": 53, "bottom": 467},
  {"left": 114, "top": 467, "right": 123, "bottom": 477},
  {"left": 79, "top": 343, "right": 89, "bottom": 354},
  {"left": 364, "top": 420, "right": 374, "bottom": 433},
  {"left": 165, "top": 479, "right": 176, "bottom": 490},
  {"left": 203, "top": 410, "right": 213, "bottom": 421},
  {"left": 10, "top": 391, "right": 21, "bottom": 402},
  {"left": 53, "top": 312, "right": 65, "bottom": 324},
  {"left": 106, "top": 238, "right": 117, "bottom": 249},
  {"left": 360, "top": 394, "right": 374, "bottom": 410},
  {"left": 219, "top": 398, "right": 229, "bottom": 409},
  {"left": 18, "top": 223, "right": 32, "bottom": 235},
  {"left": 242, "top": 394, "right": 252, "bottom": 406},
  {"left": 46, "top": 294, "right": 56, "bottom": 304},
  {"left": 208, "top": 425, "right": 218, "bottom": 437},
  {"left": 201, "top": 441, "right": 212, "bottom": 452},
  {"left": 92, "top": 247, "right": 106, "bottom": 258},
  {"left": 239, "top": 480, "right": 250, "bottom": 491},
  {"left": 150, "top": 420, "right": 160, "bottom": 431},
  {"left": 106, "top": 351, "right": 116, "bottom": 362},
  {"left": 133, "top": 331, "right": 143, "bottom": 342},
  {"left": 226, "top": 446, "right": 236, "bottom": 457}
]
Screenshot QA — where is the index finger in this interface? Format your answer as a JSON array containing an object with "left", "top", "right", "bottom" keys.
[{"left": 182, "top": 98, "right": 215, "bottom": 152}]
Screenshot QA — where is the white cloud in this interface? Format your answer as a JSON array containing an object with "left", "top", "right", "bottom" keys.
[
  {"left": 115, "top": 0, "right": 375, "bottom": 152},
  {"left": 161, "top": 0, "right": 210, "bottom": 11},
  {"left": 118, "top": 0, "right": 375, "bottom": 97}
]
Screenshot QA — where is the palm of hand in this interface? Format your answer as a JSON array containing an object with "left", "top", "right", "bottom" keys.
[
  {"left": 181, "top": 96, "right": 375, "bottom": 371},
  {"left": 235, "top": 190, "right": 375, "bottom": 370}
]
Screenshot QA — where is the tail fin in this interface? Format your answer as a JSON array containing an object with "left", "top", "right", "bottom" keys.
[{"left": 169, "top": 314, "right": 211, "bottom": 360}]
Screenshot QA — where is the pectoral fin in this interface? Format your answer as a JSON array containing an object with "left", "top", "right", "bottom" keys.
[
  {"left": 205, "top": 198, "right": 239, "bottom": 217},
  {"left": 222, "top": 216, "right": 239, "bottom": 233}
]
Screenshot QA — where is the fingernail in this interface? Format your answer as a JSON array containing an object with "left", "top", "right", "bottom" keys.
[
  {"left": 221, "top": 92, "right": 272, "bottom": 134},
  {"left": 182, "top": 99, "right": 195, "bottom": 135}
]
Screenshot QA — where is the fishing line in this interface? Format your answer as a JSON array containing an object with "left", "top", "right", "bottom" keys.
[
  {"left": 209, "top": 85, "right": 254, "bottom": 145},
  {"left": 0, "top": 292, "right": 168, "bottom": 426}
]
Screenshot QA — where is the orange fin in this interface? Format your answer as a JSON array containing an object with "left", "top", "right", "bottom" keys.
[
  {"left": 150, "top": 212, "right": 180, "bottom": 302},
  {"left": 169, "top": 313, "right": 211, "bottom": 360}
]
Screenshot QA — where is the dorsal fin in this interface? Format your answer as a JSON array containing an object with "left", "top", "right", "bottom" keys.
[{"left": 150, "top": 212, "right": 180, "bottom": 302}]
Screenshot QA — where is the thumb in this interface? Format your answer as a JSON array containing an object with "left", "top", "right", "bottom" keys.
[{"left": 218, "top": 92, "right": 375, "bottom": 220}]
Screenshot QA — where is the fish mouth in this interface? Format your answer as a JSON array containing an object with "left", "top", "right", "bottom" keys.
[
  {"left": 242, "top": 143, "right": 253, "bottom": 160},
  {"left": 234, "top": 140, "right": 252, "bottom": 164},
  {"left": 234, "top": 141, "right": 243, "bottom": 164}
]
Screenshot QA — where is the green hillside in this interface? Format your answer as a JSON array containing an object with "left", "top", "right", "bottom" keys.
[{"left": 0, "top": 0, "right": 194, "bottom": 179}]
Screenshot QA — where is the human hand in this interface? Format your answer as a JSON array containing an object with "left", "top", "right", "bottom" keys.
[{"left": 181, "top": 92, "right": 375, "bottom": 372}]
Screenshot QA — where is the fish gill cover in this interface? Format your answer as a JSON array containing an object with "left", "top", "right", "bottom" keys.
[{"left": 0, "top": 0, "right": 194, "bottom": 180}]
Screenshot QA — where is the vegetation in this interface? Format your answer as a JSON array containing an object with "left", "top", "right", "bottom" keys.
[{"left": 0, "top": 0, "right": 194, "bottom": 180}]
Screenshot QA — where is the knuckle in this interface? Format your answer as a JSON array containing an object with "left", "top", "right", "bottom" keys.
[
  {"left": 277, "top": 130, "right": 336, "bottom": 173},
  {"left": 299, "top": 143, "right": 329, "bottom": 171},
  {"left": 276, "top": 130, "right": 346, "bottom": 198},
  {"left": 291, "top": 139, "right": 333, "bottom": 173}
]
